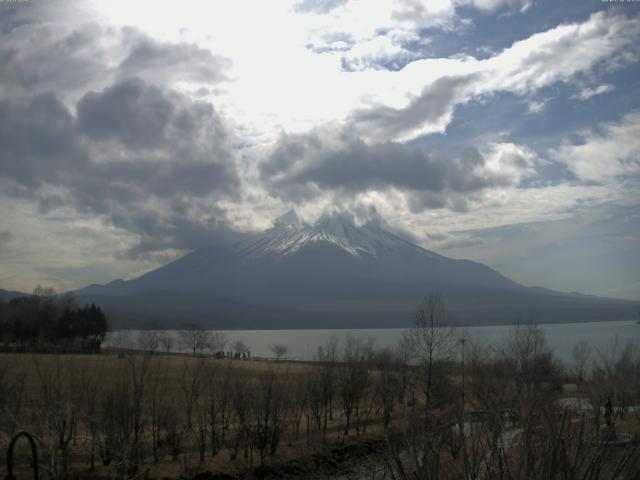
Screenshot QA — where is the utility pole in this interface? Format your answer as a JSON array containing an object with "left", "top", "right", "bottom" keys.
[
  {"left": 460, "top": 337, "right": 466, "bottom": 414},
  {"left": 459, "top": 337, "right": 467, "bottom": 476}
]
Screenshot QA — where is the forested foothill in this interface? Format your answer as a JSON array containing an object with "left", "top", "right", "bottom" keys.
[
  {"left": 0, "top": 286, "right": 107, "bottom": 353},
  {"left": 0, "top": 294, "right": 638, "bottom": 479}
]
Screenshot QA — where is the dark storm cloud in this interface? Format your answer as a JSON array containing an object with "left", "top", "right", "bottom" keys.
[
  {"left": 0, "top": 79, "right": 241, "bottom": 256},
  {"left": 0, "top": 23, "right": 113, "bottom": 95},
  {"left": 350, "top": 74, "right": 477, "bottom": 141},
  {"left": 0, "top": 0, "right": 60, "bottom": 34},
  {"left": 260, "top": 128, "right": 526, "bottom": 210},
  {"left": 119, "top": 29, "right": 231, "bottom": 84},
  {"left": 77, "top": 79, "right": 174, "bottom": 149},
  {"left": 0, "top": 3, "right": 238, "bottom": 258},
  {"left": 113, "top": 208, "right": 243, "bottom": 261},
  {"left": 0, "top": 230, "right": 12, "bottom": 243},
  {"left": 0, "top": 19, "right": 230, "bottom": 98},
  {"left": 0, "top": 79, "right": 238, "bottom": 197},
  {"left": 75, "top": 78, "right": 239, "bottom": 196},
  {"left": 0, "top": 93, "right": 88, "bottom": 188},
  {"left": 264, "top": 131, "right": 445, "bottom": 192},
  {"left": 37, "top": 195, "right": 66, "bottom": 215}
]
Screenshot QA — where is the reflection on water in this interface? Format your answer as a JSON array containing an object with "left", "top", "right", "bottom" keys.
[{"left": 106, "top": 320, "right": 640, "bottom": 363}]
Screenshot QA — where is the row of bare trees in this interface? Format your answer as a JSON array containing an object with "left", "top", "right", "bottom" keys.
[
  {"left": 373, "top": 295, "right": 640, "bottom": 480},
  {"left": 0, "top": 295, "right": 639, "bottom": 479},
  {"left": 115, "top": 325, "right": 254, "bottom": 360},
  {"left": 0, "top": 333, "right": 417, "bottom": 478}
]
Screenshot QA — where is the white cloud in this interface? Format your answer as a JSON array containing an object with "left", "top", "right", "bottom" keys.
[
  {"left": 467, "top": 0, "right": 529, "bottom": 12},
  {"left": 342, "top": 34, "right": 418, "bottom": 71},
  {"left": 390, "top": 0, "right": 458, "bottom": 30},
  {"left": 2, "top": 0, "right": 639, "bottom": 295},
  {"left": 573, "top": 83, "right": 615, "bottom": 101},
  {"left": 478, "top": 12, "right": 640, "bottom": 95},
  {"left": 552, "top": 110, "right": 640, "bottom": 182},
  {"left": 58, "top": 3, "right": 638, "bottom": 146},
  {"left": 401, "top": 181, "right": 630, "bottom": 249},
  {"left": 480, "top": 142, "right": 539, "bottom": 183},
  {"left": 350, "top": 11, "right": 640, "bottom": 141},
  {"left": 527, "top": 100, "right": 545, "bottom": 114}
]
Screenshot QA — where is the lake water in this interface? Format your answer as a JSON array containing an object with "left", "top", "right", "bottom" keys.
[{"left": 107, "top": 320, "right": 640, "bottom": 364}]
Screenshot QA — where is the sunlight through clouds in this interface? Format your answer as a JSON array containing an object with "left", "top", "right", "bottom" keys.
[{"left": 1, "top": 0, "right": 639, "bottom": 297}]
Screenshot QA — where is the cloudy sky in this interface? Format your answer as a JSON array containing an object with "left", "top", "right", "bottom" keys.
[{"left": 0, "top": 0, "right": 639, "bottom": 299}]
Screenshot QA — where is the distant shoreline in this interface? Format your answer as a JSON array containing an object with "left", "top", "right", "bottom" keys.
[{"left": 107, "top": 318, "right": 640, "bottom": 331}]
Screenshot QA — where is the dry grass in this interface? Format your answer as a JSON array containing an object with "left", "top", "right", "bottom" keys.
[
  {"left": 0, "top": 351, "right": 389, "bottom": 478},
  {"left": 0, "top": 351, "right": 310, "bottom": 397}
]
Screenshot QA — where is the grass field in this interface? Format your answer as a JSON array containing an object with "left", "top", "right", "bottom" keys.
[
  {"left": 0, "top": 351, "right": 392, "bottom": 479},
  {"left": 2, "top": 347, "right": 640, "bottom": 479}
]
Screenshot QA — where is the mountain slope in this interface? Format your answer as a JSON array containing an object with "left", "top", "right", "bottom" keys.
[
  {"left": 74, "top": 211, "right": 640, "bottom": 328},
  {"left": 0, "top": 288, "right": 30, "bottom": 302}
]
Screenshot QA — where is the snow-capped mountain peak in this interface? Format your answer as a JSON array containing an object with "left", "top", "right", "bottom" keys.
[{"left": 238, "top": 211, "right": 417, "bottom": 259}]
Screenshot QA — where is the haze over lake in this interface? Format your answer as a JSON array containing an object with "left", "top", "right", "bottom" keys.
[{"left": 108, "top": 320, "right": 640, "bottom": 363}]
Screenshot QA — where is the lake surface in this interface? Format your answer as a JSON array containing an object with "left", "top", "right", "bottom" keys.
[{"left": 106, "top": 320, "right": 640, "bottom": 364}]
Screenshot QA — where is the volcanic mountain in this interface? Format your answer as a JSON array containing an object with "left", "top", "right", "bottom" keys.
[{"left": 74, "top": 211, "right": 639, "bottom": 329}]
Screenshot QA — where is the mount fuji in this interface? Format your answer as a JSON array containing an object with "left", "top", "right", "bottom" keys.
[{"left": 74, "top": 211, "right": 639, "bottom": 329}]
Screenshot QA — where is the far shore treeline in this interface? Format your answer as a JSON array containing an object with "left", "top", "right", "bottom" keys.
[{"left": 0, "top": 285, "right": 107, "bottom": 353}]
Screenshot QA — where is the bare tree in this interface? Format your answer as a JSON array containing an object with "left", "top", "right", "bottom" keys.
[
  {"left": 179, "top": 322, "right": 212, "bottom": 357},
  {"left": 590, "top": 339, "right": 639, "bottom": 427},
  {"left": 157, "top": 331, "right": 174, "bottom": 355},
  {"left": 181, "top": 359, "right": 208, "bottom": 465},
  {"left": 228, "top": 369, "right": 253, "bottom": 462},
  {"left": 143, "top": 356, "right": 169, "bottom": 464},
  {"left": 407, "top": 294, "right": 456, "bottom": 413},
  {"left": 252, "top": 368, "right": 290, "bottom": 464},
  {"left": 317, "top": 336, "right": 339, "bottom": 428},
  {"left": 179, "top": 358, "right": 205, "bottom": 432},
  {"left": 373, "top": 348, "right": 400, "bottom": 431},
  {"left": 32, "top": 356, "right": 81, "bottom": 476},
  {"left": 287, "top": 373, "right": 308, "bottom": 440},
  {"left": 571, "top": 339, "right": 592, "bottom": 392},
  {"left": 231, "top": 339, "right": 250, "bottom": 358},
  {"left": 305, "top": 366, "right": 325, "bottom": 434},
  {"left": 203, "top": 360, "right": 233, "bottom": 457},
  {"left": 339, "top": 335, "right": 374, "bottom": 436},
  {"left": 395, "top": 334, "right": 413, "bottom": 405},
  {"left": 501, "top": 321, "right": 560, "bottom": 395},
  {"left": 270, "top": 344, "right": 289, "bottom": 361},
  {"left": 0, "top": 356, "right": 25, "bottom": 437},
  {"left": 208, "top": 331, "right": 227, "bottom": 356},
  {"left": 79, "top": 360, "right": 106, "bottom": 471},
  {"left": 123, "top": 352, "right": 152, "bottom": 475},
  {"left": 138, "top": 330, "right": 161, "bottom": 353}
]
